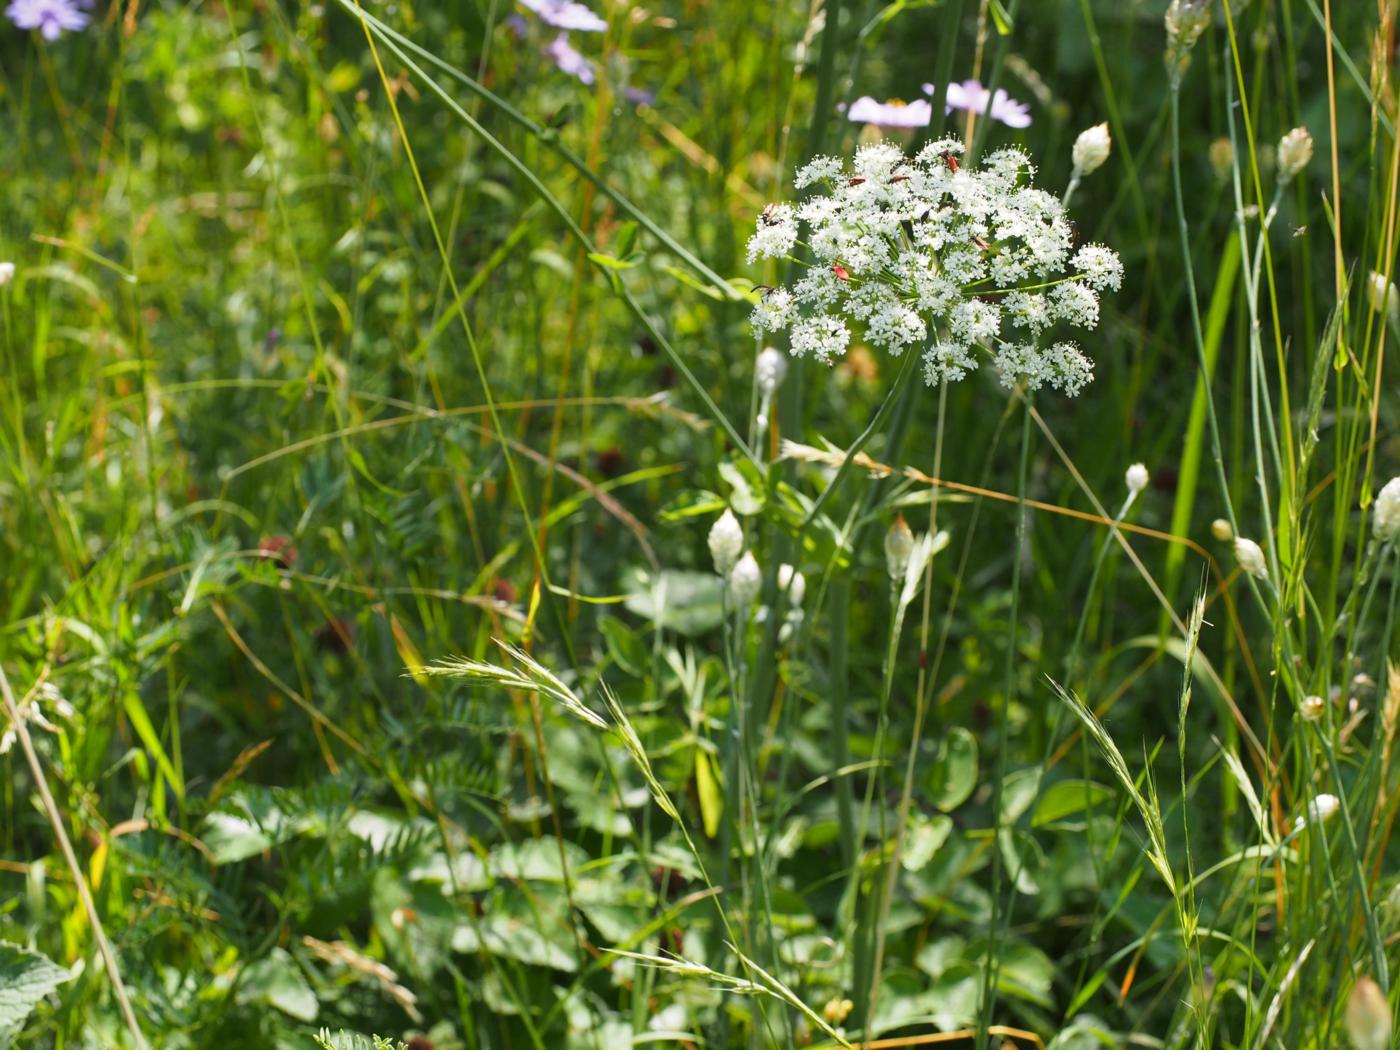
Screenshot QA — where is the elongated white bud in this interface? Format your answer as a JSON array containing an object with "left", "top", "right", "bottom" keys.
[
  {"left": 777, "top": 564, "right": 806, "bottom": 608},
  {"left": 728, "top": 551, "right": 762, "bottom": 607},
  {"left": 708, "top": 509, "right": 744, "bottom": 576},
  {"left": 1125, "top": 462, "right": 1149, "bottom": 495},
  {"left": 885, "top": 515, "right": 914, "bottom": 582},
  {"left": 1234, "top": 537, "right": 1267, "bottom": 579},
  {"left": 1072, "top": 123, "right": 1111, "bottom": 176},
  {"left": 756, "top": 347, "right": 789, "bottom": 396},
  {"left": 1373, "top": 477, "right": 1400, "bottom": 543}
]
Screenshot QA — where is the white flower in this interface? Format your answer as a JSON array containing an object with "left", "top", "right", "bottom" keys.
[
  {"left": 1293, "top": 792, "right": 1340, "bottom": 832},
  {"left": 777, "top": 564, "right": 806, "bottom": 608},
  {"left": 885, "top": 515, "right": 914, "bottom": 581},
  {"left": 755, "top": 347, "right": 789, "bottom": 395},
  {"left": 746, "top": 143, "right": 1118, "bottom": 397},
  {"left": 1125, "top": 463, "right": 1149, "bottom": 495},
  {"left": 847, "top": 96, "right": 932, "bottom": 129},
  {"left": 1299, "top": 695, "right": 1325, "bottom": 722},
  {"left": 790, "top": 314, "right": 850, "bottom": 363},
  {"left": 1368, "top": 272, "right": 1400, "bottom": 318},
  {"left": 728, "top": 551, "right": 762, "bottom": 607},
  {"left": 1071, "top": 244, "right": 1123, "bottom": 291},
  {"left": 752, "top": 288, "right": 796, "bottom": 332},
  {"left": 746, "top": 203, "right": 798, "bottom": 264},
  {"left": 991, "top": 341, "right": 1094, "bottom": 395},
  {"left": 1072, "top": 122, "right": 1111, "bottom": 176},
  {"left": 0, "top": 262, "right": 13, "bottom": 287},
  {"left": 1277, "top": 126, "right": 1312, "bottom": 183},
  {"left": 1234, "top": 537, "right": 1268, "bottom": 579},
  {"left": 1374, "top": 477, "right": 1400, "bottom": 542},
  {"left": 708, "top": 509, "right": 743, "bottom": 576}
]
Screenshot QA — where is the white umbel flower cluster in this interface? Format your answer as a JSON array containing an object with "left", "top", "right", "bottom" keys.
[{"left": 747, "top": 141, "right": 1121, "bottom": 396}]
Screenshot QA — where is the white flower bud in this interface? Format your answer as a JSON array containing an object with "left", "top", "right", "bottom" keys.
[
  {"left": 756, "top": 346, "right": 789, "bottom": 396},
  {"left": 708, "top": 509, "right": 744, "bottom": 576},
  {"left": 1211, "top": 518, "right": 1234, "bottom": 542},
  {"left": 1234, "top": 536, "right": 1268, "bottom": 579},
  {"left": 1374, "top": 477, "right": 1400, "bottom": 543},
  {"left": 1307, "top": 792, "right": 1340, "bottom": 825},
  {"left": 0, "top": 262, "right": 13, "bottom": 287},
  {"left": 1072, "top": 122, "right": 1111, "bottom": 176},
  {"left": 777, "top": 563, "right": 806, "bottom": 608},
  {"left": 1277, "top": 126, "right": 1312, "bottom": 183},
  {"left": 1346, "top": 976, "right": 1392, "bottom": 1050},
  {"left": 728, "top": 551, "right": 762, "bottom": 607},
  {"left": 1368, "top": 272, "right": 1400, "bottom": 318},
  {"left": 1125, "top": 462, "right": 1149, "bottom": 495},
  {"left": 1299, "top": 695, "right": 1325, "bottom": 722},
  {"left": 885, "top": 514, "right": 914, "bottom": 581}
]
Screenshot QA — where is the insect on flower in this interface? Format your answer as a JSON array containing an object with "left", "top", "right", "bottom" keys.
[{"left": 745, "top": 140, "right": 1121, "bottom": 395}]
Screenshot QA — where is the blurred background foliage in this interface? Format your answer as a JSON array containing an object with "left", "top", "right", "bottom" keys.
[{"left": 2, "top": 0, "right": 1398, "bottom": 1047}]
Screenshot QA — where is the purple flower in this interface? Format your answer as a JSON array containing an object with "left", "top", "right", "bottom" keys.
[
  {"left": 924, "top": 79, "right": 1031, "bottom": 129},
  {"left": 6, "top": 0, "right": 90, "bottom": 39},
  {"left": 521, "top": 0, "right": 606, "bottom": 32},
  {"left": 545, "top": 32, "right": 595, "bottom": 84},
  {"left": 846, "top": 96, "right": 932, "bottom": 129}
]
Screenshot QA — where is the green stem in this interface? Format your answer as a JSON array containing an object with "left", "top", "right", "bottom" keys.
[{"left": 976, "top": 390, "right": 1033, "bottom": 1050}]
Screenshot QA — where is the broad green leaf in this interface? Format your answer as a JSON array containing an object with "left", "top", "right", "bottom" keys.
[
  {"left": 372, "top": 870, "right": 457, "bottom": 979},
  {"left": 600, "top": 616, "right": 647, "bottom": 677},
  {"left": 0, "top": 943, "right": 72, "bottom": 1041},
  {"left": 900, "top": 813, "right": 952, "bottom": 872},
  {"left": 718, "top": 460, "right": 765, "bottom": 515},
  {"left": 1032, "top": 779, "right": 1115, "bottom": 827},
  {"left": 997, "top": 826, "right": 1043, "bottom": 895},
  {"left": 622, "top": 568, "right": 725, "bottom": 636},
  {"left": 1000, "top": 766, "right": 1043, "bottom": 825},
  {"left": 926, "top": 727, "right": 978, "bottom": 812},
  {"left": 237, "top": 947, "right": 318, "bottom": 1022},
  {"left": 201, "top": 811, "right": 276, "bottom": 865}
]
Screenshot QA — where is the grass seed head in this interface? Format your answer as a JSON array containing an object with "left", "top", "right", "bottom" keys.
[{"left": 1277, "top": 126, "right": 1313, "bottom": 183}]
